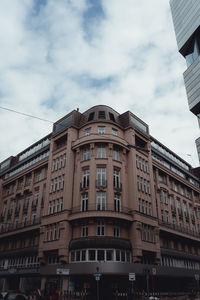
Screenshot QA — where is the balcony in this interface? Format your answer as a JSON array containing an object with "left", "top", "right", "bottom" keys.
[
  {"left": 0, "top": 218, "right": 41, "bottom": 235},
  {"left": 158, "top": 219, "right": 200, "bottom": 239},
  {"left": 80, "top": 182, "right": 89, "bottom": 191},
  {"left": 114, "top": 183, "right": 122, "bottom": 192},
  {"left": 69, "top": 203, "right": 133, "bottom": 222},
  {"left": 95, "top": 180, "right": 107, "bottom": 188}
]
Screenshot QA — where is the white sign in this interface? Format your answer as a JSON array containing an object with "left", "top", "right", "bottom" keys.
[
  {"left": 56, "top": 268, "right": 70, "bottom": 275},
  {"left": 129, "top": 272, "right": 136, "bottom": 281}
]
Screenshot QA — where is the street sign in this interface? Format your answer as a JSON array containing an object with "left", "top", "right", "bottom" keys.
[
  {"left": 56, "top": 268, "right": 70, "bottom": 275},
  {"left": 94, "top": 273, "right": 102, "bottom": 280},
  {"left": 129, "top": 272, "right": 136, "bottom": 281}
]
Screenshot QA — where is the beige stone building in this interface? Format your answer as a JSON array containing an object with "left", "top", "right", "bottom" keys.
[{"left": 0, "top": 105, "right": 200, "bottom": 298}]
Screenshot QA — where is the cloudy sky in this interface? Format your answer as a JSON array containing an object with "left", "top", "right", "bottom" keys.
[{"left": 0, "top": 0, "right": 199, "bottom": 167}]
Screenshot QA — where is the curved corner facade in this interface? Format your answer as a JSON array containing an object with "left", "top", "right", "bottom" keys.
[{"left": 0, "top": 105, "right": 200, "bottom": 298}]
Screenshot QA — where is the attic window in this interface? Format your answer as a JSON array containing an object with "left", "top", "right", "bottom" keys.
[
  {"left": 98, "top": 111, "right": 105, "bottom": 119},
  {"left": 88, "top": 112, "right": 95, "bottom": 121},
  {"left": 109, "top": 113, "right": 115, "bottom": 122}
]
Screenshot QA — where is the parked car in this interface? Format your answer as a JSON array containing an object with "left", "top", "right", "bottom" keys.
[
  {"left": 149, "top": 297, "right": 159, "bottom": 300},
  {"left": 0, "top": 292, "right": 27, "bottom": 300}
]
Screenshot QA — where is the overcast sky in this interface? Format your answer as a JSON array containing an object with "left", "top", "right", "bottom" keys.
[{"left": 0, "top": 0, "right": 199, "bottom": 167}]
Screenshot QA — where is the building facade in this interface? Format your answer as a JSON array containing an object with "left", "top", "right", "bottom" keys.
[
  {"left": 0, "top": 105, "right": 200, "bottom": 298},
  {"left": 170, "top": 0, "right": 200, "bottom": 161}
]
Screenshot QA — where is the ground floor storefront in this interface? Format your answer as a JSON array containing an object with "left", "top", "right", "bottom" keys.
[{"left": 0, "top": 263, "right": 200, "bottom": 299}]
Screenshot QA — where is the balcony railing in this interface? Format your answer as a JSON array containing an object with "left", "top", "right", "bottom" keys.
[
  {"left": 69, "top": 203, "right": 132, "bottom": 215},
  {"left": 158, "top": 219, "right": 200, "bottom": 238},
  {"left": 95, "top": 180, "right": 107, "bottom": 188},
  {"left": 0, "top": 218, "right": 41, "bottom": 234},
  {"left": 80, "top": 182, "right": 89, "bottom": 191}
]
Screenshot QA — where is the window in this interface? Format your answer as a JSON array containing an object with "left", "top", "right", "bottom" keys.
[
  {"left": 160, "top": 190, "right": 168, "bottom": 204},
  {"left": 31, "top": 212, "right": 36, "bottom": 225},
  {"left": 106, "top": 250, "right": 114, "bottom": 261},
  {"left": 88, "top": 112, "right": 95, "bottom": 121},
  {"left": 2, "top": 203, "right": 7, "bottom": 216},
  {"left": 97, "top": 168, "right": 106, "bottom": 187},
  {"left": 186, "top": 39, "right": 199, "bottom": 67},
  {"left": 97, "top": 220, "right": 105, "bottom": 236},
  {"left": 97, "top": 250, "right": 105, "bottom": 261},
  {"left": 34, "top": 190, "right": 39, "bottom": 205},
  {"left": 97, "top": 145, "right": 106, "bottom": 158},
  {"left": 113, "top": 148, "right": 120, "bottom": 161},
  {"left": 98, "top": 127, "right": 105, "bottom": 134},
  {"left": 88, "top": 250, "right": 96, "bottom": 261},
  {"left": 81, "top": 193, "right": 88, "bottom": 212},
  {"left": 114, "top": 226, "right": 120, "bottom": 237},
  {"left": 98, "top": 111, "right": 105, "bottom": 119},
  {"left": 165, "top": 211, "right": 169, "bottom": 224},
  {"left": 137, "top": 176, "right": 141, "bottom": 191},
  {"left": 85, "top": 128, "right": 91, "bottom": 136},
  {"left": 81, "top": 226, "right": 88, "bottom": 237},
  {"left": 83, "top": 148, "right": 90, "bottom": 161},
  {"left": 58, "top": 176, "right": 62, "bottom": 190},
  {"left": 113, "top": 169, "right": 120, "bottom": 189},
  {"left": 14, "top": 218, "right": 19, "bottom": 229},
  {"left": 82, "top": 169, "right": 89, "bottom": 188},
  {"left": 35, "top": 171, "right": 41, "bottom": 182},
  {"left": 109, "top": 112, "right": 115, "bottom": 122},
  {"left": 112, "top": 128, "right": 118, "bottom": 136},
  {"left": 96, "top": 192, "right": 106, "bottom": 210},
  {"left": 114, "top": 193, "right": 121, "bottom": 212}
]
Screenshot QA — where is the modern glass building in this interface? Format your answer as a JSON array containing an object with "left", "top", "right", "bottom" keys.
[{"left": 170, "top": 0, "right": 200, "bottom": 162}]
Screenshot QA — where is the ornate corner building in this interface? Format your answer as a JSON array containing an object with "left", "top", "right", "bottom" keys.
[
  {"left": 170, "top": 0, "right": 200, "bottom": 162},
  {"left": 0, "top": 105, "right": 200, "bottom": 296}
]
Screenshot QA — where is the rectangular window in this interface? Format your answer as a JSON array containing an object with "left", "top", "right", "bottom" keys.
[
  {"left": 96, "top": 192, "right": 106, "bottom": 210},
  {"left": 98, "top": 111, "right": 105, "bottom": 119},
  {"left": 34, "top": 190, "right": 39, "bottom": 205},
  {"left": 88, "top": 250, "right": 96, "bottom": 261},
  {"left": 97, "top": 250, "right": 105, "bottom": 261},
  {"left": 114, "top": 193, "right": 121, "bottom": 212},
  {"left": 114, "top": 226, "right": 120, "bottom": 237},
  {"left": 98, "top": 127, "right": 105, "bottom": 134},
  {"left": 112, "top": 128, "right": 118, "bottom": 136},
  {"left": 106, "top": 250, "right": 114, "bottom": 261},
  {"left": 97, "top": 145, "right": 106, "bottom": 158},
  {"left": 85, "top": 128, "right": 91, "bottom": 136},
  {"left": 113, "top": 169, "right": 120, "bottom": 189},
  {"left": 81, "top": 193, "right": 88, "bottom": 212},
  {"left": 97, "top": 168, "right": 106, "bottom": 187},
  {"left": 82, "top": 169, "right": 89, "bottom": 188},
  {"left": 97, "top": 220, "right": 105, "bottom": 236},
  {"left": 81, "top": 226, "right": 88, "bottom": 237},
  {"left": 83, "top": 148, "right": 90, "bottom": 160},
  {"left": 137, "top": 176, "right": 141, "bottom": 191},
  {"left": 113, "top": 149, "right": 120, "bottom": 161}
]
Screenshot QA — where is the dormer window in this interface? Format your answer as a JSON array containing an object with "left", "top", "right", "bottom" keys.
[
  {"left": 88, "top": 112, "right": 95, "bottom": 121},
  {"left": 109, "top": 113, "right": 115, "bottom": 122},
  {"left": 98, "top": 111, "right": 105, "bottom": 119}
]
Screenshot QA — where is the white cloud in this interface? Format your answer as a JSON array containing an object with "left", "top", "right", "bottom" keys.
[{"left": 0, "top": 0, "right": 199, "bottom": 168}]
